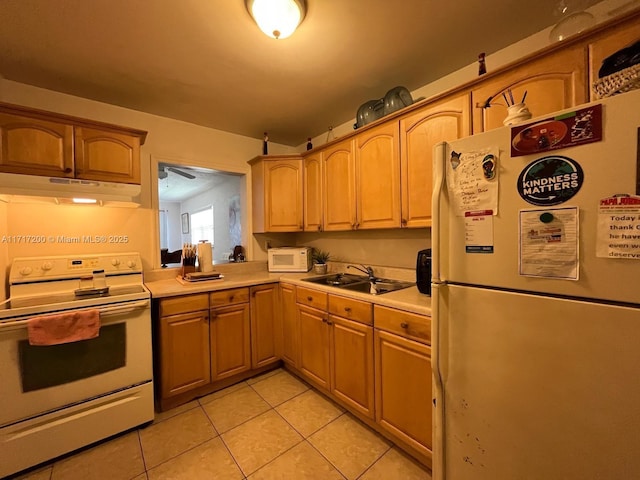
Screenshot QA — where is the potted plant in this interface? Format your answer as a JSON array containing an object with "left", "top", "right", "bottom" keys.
[{"left": 312, "top": 249, "right": 331, "bottom": 274}]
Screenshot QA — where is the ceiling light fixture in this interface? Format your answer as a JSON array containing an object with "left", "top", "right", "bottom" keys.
[{"left": 246, "top": 0, "right": 306, "bottom": 40}]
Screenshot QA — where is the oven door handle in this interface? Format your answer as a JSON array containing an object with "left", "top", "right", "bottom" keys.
[
  {"left": 98, "top": 300, "right": 150, "bottom": 317},
  {"left": 0, "top": 299, "right": 150, "bottom": 332}
]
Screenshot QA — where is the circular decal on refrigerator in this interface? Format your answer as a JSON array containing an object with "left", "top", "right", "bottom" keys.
[{"left": 517, "top": 155, "right": 583, "bottom": 206}]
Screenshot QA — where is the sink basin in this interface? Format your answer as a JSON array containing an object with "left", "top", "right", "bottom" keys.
[
  {"left": 340, "top": 280, "right": 415, "bottom": 295},
  {"left": 302, "top": 274, "right": 415, "bottom": 295},
  {"left": 303, "top": 273, "right": 369, "bottom": 286}
]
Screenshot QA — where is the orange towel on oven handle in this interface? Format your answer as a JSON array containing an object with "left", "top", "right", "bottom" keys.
[{"left": 27, "top": 309, "right": 101, "bottom": 346}]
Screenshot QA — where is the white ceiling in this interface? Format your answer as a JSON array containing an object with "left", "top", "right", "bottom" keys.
[
  {"left": 158, "top": 163, "right": 235, "bottom": 202},
  {"left": 0, "top": 0, "right": 610, "bottom": 146}
]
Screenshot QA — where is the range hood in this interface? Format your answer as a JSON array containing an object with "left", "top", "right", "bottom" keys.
[{"left": 0, "top": 172, "right": 141, "bottom": 206}]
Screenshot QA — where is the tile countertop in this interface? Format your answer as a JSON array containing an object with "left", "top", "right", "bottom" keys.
[{"left": 144, "top": 263, "right": 431, "bottom": 317}]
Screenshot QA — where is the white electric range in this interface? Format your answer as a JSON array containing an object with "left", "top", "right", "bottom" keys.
[{"left": 0, "top": 252, "right": 154, "bottom": 478}]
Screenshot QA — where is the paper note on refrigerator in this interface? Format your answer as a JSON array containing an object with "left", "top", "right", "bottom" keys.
[
  {"left": 597, "top": 194, "right": 640, "bottom": 259},
  {"left": 446, "top": 148, "right": 499, "bottom": 216},
  {"left": 519, "top": 207, "right": 579, "bottom": 280}
]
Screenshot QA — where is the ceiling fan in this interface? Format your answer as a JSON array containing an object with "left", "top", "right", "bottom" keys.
[{"left": 158, "top": 165, "right": 196, "bottom": 180}]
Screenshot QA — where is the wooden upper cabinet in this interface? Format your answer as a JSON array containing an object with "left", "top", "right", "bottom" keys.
[
  {"left": 303, "top": 152, "right": 323, "bottom": 232},
  {"left": 0, "top": 102, "right": 146, "bottom": 183},
  {"left": 355, "top": 122, "right": 401, "bottom": 229},
  {"left": 399, "top": 94, "right": 470, "bottom": 228},
  {"left": 471, "top": 45, "right": 587, "bottom": 133},
  {"left": 323, "top": 139, "right": 356, "bottom": 231},
  {"left": 75, "top": 127, "right": 141, "bottom": 184},
  {"left": 587, "top": 17, "right": 640, "bottom": 100},
  {"left": 250, "top": 155, "right": 303, "bottom": 233},
  {"left": 0, "top": 113, "right": 74, "bottom": 177}
]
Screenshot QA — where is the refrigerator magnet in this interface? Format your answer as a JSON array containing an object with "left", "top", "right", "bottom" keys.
[
  {"left": 517, "top": 155, "right": 584, "bottom": 206},
  {"left": 519, "top": 207, "right": 579, "bottom": 280},
  {"left": 464, "top": 210, "right": 494, "bottom": 253},
  {"left": 596, "top": 194, "right": 640, "bottom": 259}
]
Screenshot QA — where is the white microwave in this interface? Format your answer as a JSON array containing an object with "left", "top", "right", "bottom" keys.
[{"left": 268, "top": 247, "right": 312, "bottom": 272}]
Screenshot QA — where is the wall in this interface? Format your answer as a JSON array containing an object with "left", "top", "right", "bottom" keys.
[
  {"left": 0, "top": 79, "right": 296, "bottom": 293},
  {"left": 300, "top": 0, "right": 636, "bottom": 150},
  {"left": 0, "top": 200, "right": 7, "bottom": 297}
]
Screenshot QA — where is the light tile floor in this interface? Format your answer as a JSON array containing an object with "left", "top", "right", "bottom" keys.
[{"left": 12, "top": 369, "right": 431, "bottom": 480}]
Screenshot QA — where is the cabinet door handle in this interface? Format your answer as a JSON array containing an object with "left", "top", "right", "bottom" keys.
[
  {"left": 317, "top": 225, "right": 322, "bottom": 231},
  {"left": 322, "top": 317, "right": 327, "bottom": 323},
  {"left": 327, "top": 320, "right": 333, "bottom": 326},
  {"left": 210, "top": 312, "right": 217, "bottom": 320},
  {"left": 64, "top": 167, "right": 73, "bottom": 174},
  {"left": 400, "top": 322, "right": 409, "bottom": 329}
]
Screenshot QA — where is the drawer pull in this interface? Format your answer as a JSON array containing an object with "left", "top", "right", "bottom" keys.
[
  {"left": 400, "top": 322, "right": 409, "bottom": 329},
  {"left": 322, "top": 317, "right": 328, "bottom": 323},
  {"left": 229, "top": 295, "right": 235, "bottom": 301},
  {"left": 344, "top": 307, "right": 351, "bottom": 312},
  {"left": 307, "top": 296, "right": 313, "bottom": 301}
]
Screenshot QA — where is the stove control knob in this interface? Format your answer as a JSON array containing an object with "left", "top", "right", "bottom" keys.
[
  {"left": 20, "top": 266, "right": 33, "bottom": 276},
  {"left": 111, "top": 258, "right": 121, "bottom": 266},
  {"left": 127, "top": 260, "right": 137, "bottom": 269},
  {"left": 41, "top": 262, "right": 53, "bottom": 271}
]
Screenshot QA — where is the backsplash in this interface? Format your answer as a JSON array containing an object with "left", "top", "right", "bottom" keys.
[{"left": 254, "top": 229, "right": 431, "bottom": 270}]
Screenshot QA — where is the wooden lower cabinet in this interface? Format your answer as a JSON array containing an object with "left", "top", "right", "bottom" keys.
[
  {"left": 374, "top": 329, "right": 433, "bottom": 459},
  {"left": 156, "top": 285, "right": 280, "bottom": 410},
  {"left": 297, "top": 292, "right": 375, "bottom": 419},
  {"left": 209, "top": 303, "right": 251, "bottom": 381},
  {"left": 250, "top": 284, "right": 279, "bottom": 368},
  {"left": 298, "top": 304, "right": 331, "bottom": 389},
  {"left": 158, "top": 294, "right": 211, "bottom": 399},
  {"left": 280, "top": 283, "right": 299, "bottom": 367},
  {"left": 330, "top": 314, "right": 374, "bottom": 418}
]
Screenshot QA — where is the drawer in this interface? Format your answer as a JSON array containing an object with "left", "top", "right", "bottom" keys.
[
  {"left": 296, "top": 286, "right": 328, "bottom": 310},
  {"left": 328, "top": 294, "right": 372, "bottom": 325},
  {"left": 374, "top": 305, "right": 431, "bottom": 344},
  {"left": 159, "top": 293, "right": 209, "bottom": 317},
  {"left": 209, "top": 287, "right": 250, "bottom": 307}
]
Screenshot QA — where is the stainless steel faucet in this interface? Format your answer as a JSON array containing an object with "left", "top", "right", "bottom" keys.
[{"left": 347, "top": 264, "right": 375, "bottom": 281}]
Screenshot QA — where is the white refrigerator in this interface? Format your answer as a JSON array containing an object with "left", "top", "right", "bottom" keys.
[{"left": 432, "top": 88, "right": 640, "bottom": 480}]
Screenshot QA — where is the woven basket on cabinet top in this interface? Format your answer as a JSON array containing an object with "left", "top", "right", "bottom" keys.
[{"left": 592, "top": 63, "right": 640, "bottom": 98}]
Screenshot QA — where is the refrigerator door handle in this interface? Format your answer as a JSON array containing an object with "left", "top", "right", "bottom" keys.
[
  {"left": 431, "top": 282, "right": 444, "bottom": 480},
  {"left": 432, "top": 142, "right": 448, "bottom": 284}
]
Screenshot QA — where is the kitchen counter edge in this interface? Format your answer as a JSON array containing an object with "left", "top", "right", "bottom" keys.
[{"left": 145, "top": 272, "right": 430, "bottom": 316}]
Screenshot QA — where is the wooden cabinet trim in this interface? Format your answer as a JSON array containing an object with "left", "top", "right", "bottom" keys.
[
  {"left": 296, "top": 286, "right": 328, "bottom": 310},
  {"left": 328, "top": 294, "right": 373, "bottom": 325},
  {"left": 374, "top": 304, "right": 431, "bottom": 344},
  {"left": 159, "top": 294, "right": 209, "bottom": 317},
  {"left": 209, "top": 287, "right": 250, "bottom": 307}
]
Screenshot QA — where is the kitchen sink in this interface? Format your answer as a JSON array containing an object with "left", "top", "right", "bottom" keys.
[{"left": 302, "top": 274, "right": 415, "bottom": 295}]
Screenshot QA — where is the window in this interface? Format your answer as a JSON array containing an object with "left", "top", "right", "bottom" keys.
[
  {"left": 190, "top": 206, "right": 214, "bottom": 244},
  {"left": 159, "top": 209, "right": 169, "bottom": 249}
]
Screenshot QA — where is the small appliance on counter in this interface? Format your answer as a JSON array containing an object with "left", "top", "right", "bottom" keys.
[
  {"left": 268, "top": 247, "right": 312, "bottom": 272},
  {"left": 416, "top": 249, "right": 431, "bottom": 295}
]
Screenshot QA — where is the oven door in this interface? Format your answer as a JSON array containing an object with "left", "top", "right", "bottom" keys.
[{"left": 0, "top": 299, "right": 152, "bottom": 427}]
